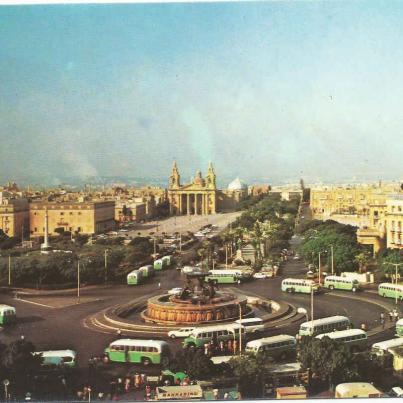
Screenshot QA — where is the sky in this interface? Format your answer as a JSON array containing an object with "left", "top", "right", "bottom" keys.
[{"left": 0, "top": 1, "right": 403, "bottom": 187}]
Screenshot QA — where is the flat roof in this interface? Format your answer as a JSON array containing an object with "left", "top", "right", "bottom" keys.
[
  {"left": 246, "top": 334, "right": 296, "bottom": 348},
  {"left": 300, "top": 315, "right": 349, "bottom": 328},
  {"left": 109, "top": 339, "right": 167, "bottom": 347}
]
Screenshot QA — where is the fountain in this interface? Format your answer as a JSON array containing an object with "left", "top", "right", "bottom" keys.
[{"left": 142, "top": 271, "right": 249, "bottom": 325}]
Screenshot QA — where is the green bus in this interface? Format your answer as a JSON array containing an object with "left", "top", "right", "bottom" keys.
[
  {"left": 154, "top": 259, "right": 164, "bottom": 271},
  {"left": 0, "top": 305, "right": 16, "bottom": 325},
  {"left": 162, "top": 255, "right": 173, "bottom": 268},
  {"left": 378, "top": 283, "right": 403, "bottom": 301},
  {"left": 127, "top": 269, "right": 143, "bottom": 285},
  {"left": 245, "top": 334, "right": 296, "bottom": 360},
  {"left": 281, "top": 278, "right": 319, "bottom": 294},
  {"left": 205, "top": 270, "right": 242, "bottom": 284},
  {"left": 105, "top": 339, "right": 171, "bottom": 366},
  {"left": 298, "top": 315, "right": 351, "bottom": 337},
  {"left": 183, "top": 324, "right": 245, "bottom": 348},
  {"left": 36, "top": 350, "right": 77, "bottom": 368},
  {"left": 139, "top": 265, "right": 154, "bottom": 278},
  {"left": 324, "top": 275, "right": 360, "bottom": 292},
  {"left": 397, "top": 319, "right": 403, "bottom": 337},
  {"left": 316, "top": 329, "right": 368, "bottom": 352}
]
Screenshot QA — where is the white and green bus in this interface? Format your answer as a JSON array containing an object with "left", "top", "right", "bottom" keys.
[
  {"left": 205, "top": 270, "right": 242, "bottom": 284},
  {"left": 0, "top": 305, "right": 16, "bottom": 325},
  {"left": 183, "top": 324, "right": 245, "bottom": 348},
  {"left": 105, "top": 339, "right": 170, "bottom": 366},
  {"left": 371, "top": 338, "right": 403, "bottom": 356},
  {"left": 378, "top": 283, "right": 403, "bottom": 301},
  {"left": 316, "top": 329, "right": 368, "bottom": 351},
  {"left": 127, "top": 269, "right": 143, "bottom": 285},
  {"left": 324, "top": 276, "right": 360, "bottom": 292},
  {"left": 36, "top": 350, "right": 77, "bottom": 368},
  {"left": 162, "top": 255, "right": 173, "bottom": 268},
  {"left": 298, "top": 315, "right": 351, "bottom": 337},
  {"left": 139, "top": 265, "right": 154, "bottom": 278},
  {"left": 281, "top": 278, "right": 319, "bottom": 294},
  {"left": 396, "top": 318, "right": 403, "bottom": 337},
  {"left": 154, "top": 259, "right": 165, "bottom": 271},
  {"left": 245, "top": 334, "right": 297, "bottom": 359}
]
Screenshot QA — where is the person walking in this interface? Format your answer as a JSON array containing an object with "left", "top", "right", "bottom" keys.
[
  {"left": 158, "top": 282, "right": 161, "bottom": 289},
  {"left": 389, "top": 311, "right": 394, "bottom": 321},
  {"left": 380, "top": 313, "right": 385, "bottom": 329}
]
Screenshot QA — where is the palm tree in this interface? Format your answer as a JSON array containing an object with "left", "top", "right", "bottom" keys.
[{"left": 354, "top": 251, "right": 371, "bottom": 273}]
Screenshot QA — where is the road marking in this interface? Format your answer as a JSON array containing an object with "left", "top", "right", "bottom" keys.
[{"left": 16, "top": 298, "right": 55, "bottom": 309}]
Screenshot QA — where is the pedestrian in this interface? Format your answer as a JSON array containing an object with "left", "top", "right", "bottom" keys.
[
  {"left": 393, "top": 309, "right": 399, "bottom": 322},
  {"left": 389, "top": 311, "right": 393, "bottom": 321},
  {"left": 158, "top": 282, "right": 161, "bottom": 289},
  {"left": 361, "top": 323, "right": 367, "bottom": 331},
  {"left": 117, "top": 329, "right": 122, "bottom": 338},
  {"left": 117, "top": 378, "right": 123, "bottom": 394},
  {"left": 223, "top": 392, "right": 229, "bottom": 400},
  {"left": 204, "top": 342, "right": 209, "bottom": 356},
  {"left": 124, "top": 378, "right": 131, "bottom": 393},
  {"left": 237, "top": 279, "right": 241, "bottom": 286},
  {"left": 380, "top": 313, "right": 385, "bottom": 329}
]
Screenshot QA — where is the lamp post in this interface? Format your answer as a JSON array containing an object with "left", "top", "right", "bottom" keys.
[
  {"left": 3, "top": 379, "right": 9, "bottom": 402},
  {"left": 330, "top": 245, "right": 335, "bottom": 275},
  {"left": 8, "top": 254, "right": 11, "bottom": 286},
  {"left": 310, "top": 285, "right": 314, "bottom": 335},
  {"left": 104, "top": 249, "right": 110, "bottom": 286},
  {"left": 238, "top": 303, "right": 242, "bottom": 356},
  {"left": 318, "top": 250, "right": 327, "bottom": 285},
  {"left": 383, "top": 262, "right": 403, "bottom": 305},
  {"left": 77, "top": 259, "right": 81, "bottom": 304}
]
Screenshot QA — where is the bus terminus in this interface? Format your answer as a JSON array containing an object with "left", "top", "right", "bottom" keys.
[
  {"left": 378, "top": 283, "right": 403, "bottom": 301},
  {"left": 0, "top": 305, "right": 16, "bottom": 325},
  {"left": 298, "top": 315, "right": 351, "bottom": 337},
  {"left": 36, "top": 350, "right": 77, "bottom": 368},
  {"left": 316, "top": 329, "right": 368, "bottom": 351},
  {"left": 323, "top": 276, "right": 360, "bottom": 292},
  {"left": 205, "top": 270, "right": 242, "bottom": 284},
  {"left": 281, "top": 278, "right": 319, "bottom": 294},
  {"left": 371, "top": 338, "right": 403, "bottom": 356},
  {"left": 183, "top": 324, "right": 245, "bottom": 348},
  {"left": 245, "top": 335, "right": 297, "bottom": 359},
  {"left": 105, "top": 339, "right": 171, "bottom": 366}
]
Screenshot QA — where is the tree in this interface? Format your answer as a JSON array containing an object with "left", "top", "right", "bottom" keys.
[
  {"left": 354, "top": 251, "right": 371, "bottom": 273},
  {"left": 381, "top": 249, "right": 403, "bottom": 278}
]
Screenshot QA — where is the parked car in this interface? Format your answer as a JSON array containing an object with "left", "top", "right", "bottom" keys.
[
  {"left": 253, "top": 272, "right": 268, "bottom": 279},
  {"left": 167, "top": 327, "right": 196, "bottom": 339},
  {"left": 168, "top": 287, "right": 183, "bottom": 295}
]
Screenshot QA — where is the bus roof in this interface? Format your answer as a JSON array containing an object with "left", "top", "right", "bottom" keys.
[
  {"left": 0, "top": 304, "right": 16, "bottom": 312},
  {"left": 379, "top": 283, "right": 403, "bottom": 290},
  {"left": 316, "top": 328, "right": 366, "bottom": 340},
  {"left": 109, "top": 339, "right": 168, "bottom": 348},
  {"left": 300, "top": 315, "right": 349, "bottom": 328},
  {"left": 372, "top": 338, "right": 403, "bottom": 351},
  {"left": 127, "top": 270, "right": 140, "bottom": 276},
  {"left": 210, "top": 355, "right": 233, "bottom": 365},
  {"left": 246, "top": 334, "right": 296, "bottom": 348},
  {"left": 325, "top": 275, "right": 356, "bottom": 282},
  {"left": 191, "top": 324, "right": 240, "bottom": 334},
  {"left": 282, "top": 278, "right": 316, "bottom": 284},
  {"left": 139, "top": 265, "right": 153, "bottom": 270},
  {"left": 36, "top": 350, "right": 76, "bottom": 358},
  {"left": 235, "top": 317, "right": 263, "bottom": 324},
  {"left": 208, "top": 269, "right": 242, "bottom": 274}
]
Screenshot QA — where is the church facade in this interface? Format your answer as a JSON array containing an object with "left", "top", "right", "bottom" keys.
[{"left": 167, "top": 162, "right": 248, "bottom": 215}]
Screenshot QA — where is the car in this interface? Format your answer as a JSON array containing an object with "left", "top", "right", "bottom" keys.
[
  {"left": 253, "top": 272, "right": 268, "bottom": 279},
  {"left": 293, "top": 255, "right": 300, "bottom": 260},
  {"left": 167, "top": 327, "right": 196, "bottom": 339},
  {"left": 306, "top": 270, "right": 316, "bottom": 279},
  {"left": 168, "top": 287, "right": 183, "bottom": 295}
]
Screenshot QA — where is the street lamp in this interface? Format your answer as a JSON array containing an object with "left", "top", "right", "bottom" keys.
[
  {"left": 3, "top": 379, "right": 9, "bottom": 402},
  {"left": 238, "top": 303, "right": 242, "bottom": 356},
  {"left": 104, "top": 249, "right": 111, "bottom": 286},
  {"left": 383, "top": 262, "right": 403, "bottom": 305}
]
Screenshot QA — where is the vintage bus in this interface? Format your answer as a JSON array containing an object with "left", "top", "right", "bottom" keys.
[
  {"left": 36, "top": 350, "right": 77, "bottom": 368},
  {"left": 281, "top": 278, "right": 319, "bottom": 294},
  {"left": 127, "top": 269, "right": 143, "bottom": 285},
  {"left": 396, "top": 318, "right": 403, "bottom": 337},
  {"left": 234, "top": 318, "right": 264, "bottom": 333},
  {"left": 0, "top": 305, "right": 16, "bottom": 325},
  {"left": 138, "top": 265, "right": 154, "bottom": 278},
  {"left": 162, "top": 255, "right": 173, "bottom": 268},
  {"left": 371, "top": 338, "right": 403, "bottom": 356},
  {"left": 298, "top": 315, "right": 351, "bottom": 337},
  {"left": 105, "top": 339, "right": 170, "bottom": 366},
  {"left": 183, "top": 324, "right": 245, "bottom": 348},
  {"left": 316, "top": 329, "right": 368, "bottom": 351},
  {"left": 335, "top": 383, "right": 382, "bottom": 398},
  {"left": 323, "top": 276, "right": 360, "bottom": 292},
  {"left": 205, "top": 270, "right": 242, "bottom": 284},
  {"left": 154, "top": 259, "right": 164, "bottom": 271},
  {"left": 245, "top": 335, "right": 297, "bottom": 359},
  {"left": 378, "top": 283, "right": 403, "bottom": 301}
]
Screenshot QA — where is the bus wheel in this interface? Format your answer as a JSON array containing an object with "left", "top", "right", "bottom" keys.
[
  {"left": 142, "top": 358, "right": 151, "bottom": 366},
  {"left": 329, "top": 285, "right": 334, "bottom": 290},
  {"left": 170, "top": 334, "right": 176, "bottom": 339}
]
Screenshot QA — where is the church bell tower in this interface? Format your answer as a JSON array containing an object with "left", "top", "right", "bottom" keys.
[
  {"left": 205, "top": 162, "right": 216, "bottom": 189},
  {"left": 169, "top": 161, "right": 181, "bottom": 189}
]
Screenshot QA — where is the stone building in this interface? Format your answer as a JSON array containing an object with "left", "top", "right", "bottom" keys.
[
  {"left": 29, "top": 200, "right": 116, "bottom": 236},
  {"left": 0, "top": 192, "right": 29, "bottom": 238}
]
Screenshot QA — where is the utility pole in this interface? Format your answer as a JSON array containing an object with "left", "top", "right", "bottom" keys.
[
  {"left": 318, "top": 252, "right": 322, "bottom": 285},
  {"left": 225, "top": 244, "right": 228, "bottom": 269},
  {"left": 383, "top": 262, "right": 403, "bottom": 305},
  {"left": 104, "top": 249, "right": 108, "bottom": 286},
  {"left": 77, "top": 259, "right": 80, "bottom": 304},
  {"left": 239, "top": 304, "right": 242, "bottom": 356},
  {"left": 310, "top": 285, "right": 314, "bottom": 336},
  {"left": 331, "top": 245, "right": 334, "bottom": 275},
  {"left": 8, "top": 255, "right": 11, "bottom": 286}
]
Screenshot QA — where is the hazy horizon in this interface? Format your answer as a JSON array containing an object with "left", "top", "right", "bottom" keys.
[{"left": 1, "top": 2, "right": 403, "bottom": 186}]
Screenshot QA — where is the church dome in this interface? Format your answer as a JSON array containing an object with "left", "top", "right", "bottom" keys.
[{"left": 228, "top": 177, "right": 248, "bottom": 191}]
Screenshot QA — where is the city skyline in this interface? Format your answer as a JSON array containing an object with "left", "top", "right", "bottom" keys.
[{"left": 1, "top": 2, "right": 403, "bottom": 186}]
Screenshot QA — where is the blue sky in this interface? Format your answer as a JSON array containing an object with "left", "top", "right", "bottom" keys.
[{"left": 1, "top": 1, "right": 403, "bottom": 186}]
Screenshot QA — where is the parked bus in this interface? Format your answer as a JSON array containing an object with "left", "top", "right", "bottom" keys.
[
  {"left": 371, "top": 338, "right": 403, "bottom": 356},
  {"left": 36, "top": 350, "right": 77, "bottom": 368},
  {"left": 298, "top": 315, "right": 351, "bottom": 337},
  {"left": 316, "top": 329, "right": 368, "bottom": 351},
  {"left": 162, "top": 255, "right": 173, "bottom": 267},
  {"left": 183, "top": 324, "right": 245, "bottom": 348},
  {"left": 397, "top": 318, "right": 403, "bottom": 337},
  {"left": 138, "top": 265, "right": 154, "bottom": 278},
  {"left": 105, "top": 339, "right": 170, "bottom": 366},
  {"left": 155, "top": 385, "right": 203, "bottom": 400},
  {"left": 335, "top": 383, "right": 382, "bottom": 398},
  {"left": 234, "top": 318, "right": 264, "bottom": 333},
  {"left": 323, "top": 276, "right": 360, "bottom": 292},
  {"left": 0, "top": 305, "right": 16, "bottom": 325},
  {"left": 127, "top": 269, "right": 143, "bottom": 285},
  {"left": 378, "top": 283, "right": 403, "bottom": 301},
  {"left": 281, "top": 278, "right": 319, "bottom": 294},
  {"left": 205, "top": 270, "right": 242, "bottom": 284},
  {"left": 154, "top": 259, "right": 164, "bottom": 271},
  {"left": 245, "top": 335, "right": 297, "bottom": 359}
]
